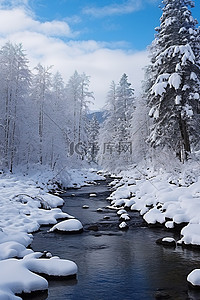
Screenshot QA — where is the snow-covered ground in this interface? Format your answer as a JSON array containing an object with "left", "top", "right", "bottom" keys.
[
  {"left": 0, "top": 168, "right": 104, "bottom": 299},
  {"left": 107, "top": 164, "right": 200, "bottom": 287}
]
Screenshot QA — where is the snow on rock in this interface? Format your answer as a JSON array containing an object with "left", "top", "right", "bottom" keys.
[
  {"left": 144, "top": 207, "right": 165, "bottom": 225},
  {"left": 39, "top": 193, "right": 64, "bottom": 208},
  {"left": 178, "top": 224, "right": 200, "bottom": 246},
  {"left": 82, "top": 205, "right": 89, "bottom": 209},
  {"left": 0, "top": 258, "right": 48, "bottom": 297},
  {"left": 120, "top": 213, "right": 130, "bottom": 221},
  {"left": 117, "top": 209, "right": 127, "bottom": 216},
  {"left": 162, "top": 237, "right": 176, "bottom": 243},
  {"left": 89, "top": 193, "right": 97, "bottom": 197},
  {"left": 156, "top": 237, "right": 176, "bottom": 247},
  {"left": 111, "top": 198, "right": 126, "bottom": 207},
  {"left": 25, "top": 257, "right": 78, "bottom": 277},
  {"left": 97, "top": 208, "right": 103, "bottom": 212},
  {"left": 187, "top": 269, "right": 200, "bottom": 288},
  {"left": 49, "top": 219, "right": 83, "bottom": 233},
  {"left": 0, "top": 256, "right": 78, "bottom": 299},
  {"left": 165, "top": 221, "right": 174, "bottom": 229},
  {"left": 119, "top": 222, "right": 128, "bottom": 230}
]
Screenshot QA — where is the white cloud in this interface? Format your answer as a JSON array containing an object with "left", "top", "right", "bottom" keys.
[
  {"left": 83, "top": 0, "right": 142, "bottom": 18},
  {"left": 0, "top": 0, "right": 28, "bottom": 8},
  {"left": 0, "top": 8, "right": 74, "bottom": 37},
  {"left": 83, "top": 0, "right": 160, "bottom": 18},
  {"left": 0, "top": 6, "right": 149, "bottom": 110}
]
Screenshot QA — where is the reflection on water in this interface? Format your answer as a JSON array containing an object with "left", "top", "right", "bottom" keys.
[{"left": 31, "top": 180, "right": 200, "bottom": 300}]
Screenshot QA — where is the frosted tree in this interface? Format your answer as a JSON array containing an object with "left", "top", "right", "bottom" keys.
[
  {"left": 131, "top": 96, "right": 149, "bottom": 165},
  {"left": 48, "top": 72, "right": 71, "bottom": 170},
  {"left": 0, "top": 42, "right": 31, "bottom": 172},
  {"left": 87, "top": 114, "right": 100, "bottom": 163},
  {"left": 115, "top": 73, "right": 135, "bottom": 141},
  {"left": 145, "top": 0, "right": 200, "bottom": 162},
  {"left": 98, "top": 81, "right": 117, "bottom": 169},
  {"left": 66, "top": 71, "right": 94, "bottom": 160},
  {"left": 31, "top": 64, "right": 53, "bottom": 165},
  {"left": 98, "top": 75, "right": 135, "bottom": 171}
]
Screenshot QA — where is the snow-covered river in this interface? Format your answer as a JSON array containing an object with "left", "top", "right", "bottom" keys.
[{"left": 32, "top": 179, "right": 200, "bottom": 300}]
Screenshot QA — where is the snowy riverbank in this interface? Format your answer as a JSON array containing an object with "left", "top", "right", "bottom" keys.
[
  {"left": 107, "top": 164, "right": 200, "bottom": 288},
  {"left": 0, "top": 169, "right": 104, "bottom": 299}
]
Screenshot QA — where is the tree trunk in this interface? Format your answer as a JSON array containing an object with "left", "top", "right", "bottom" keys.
[{"left": 179, "top": 114, "right": 191, "bottom": 162}]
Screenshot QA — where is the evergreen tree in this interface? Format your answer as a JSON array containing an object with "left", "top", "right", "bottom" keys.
[
  {"left": 115, "top": 73, "right": 135, "bottom": 141},
  {"left": 98, "top": 74, "right": 135, "bottom": 171},
  {"left": 145, "top": 0, "right": 200, "bottom": 162},
  {"left": 87, "top": 114, "right": 100, "bottom": 163}
]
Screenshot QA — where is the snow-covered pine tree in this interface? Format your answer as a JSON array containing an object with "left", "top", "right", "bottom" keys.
[
  {"left": 145, "top": 0, "right": 200, "bottom": 162},
  {"left": 98, "top": 75, "right": 135, "bottom": 171},
  {"left": 87, "top": 114, "right": 100, "bottom": 163},
  {"left": 115, "top": 73, "right": 135, "bottom": 141}
]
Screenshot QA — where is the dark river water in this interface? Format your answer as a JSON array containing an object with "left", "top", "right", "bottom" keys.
[{"left": 31, "top": 179, "right": 200, "bottom": 300}]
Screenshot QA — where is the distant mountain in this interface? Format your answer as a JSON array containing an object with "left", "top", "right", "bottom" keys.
[{"left": 87, "top": 111, "right": 107, "bottom": 124}]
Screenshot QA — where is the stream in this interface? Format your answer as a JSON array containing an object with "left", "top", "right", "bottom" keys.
[{"left": 31, "top": 179, "right": 200, "bottom": 300}]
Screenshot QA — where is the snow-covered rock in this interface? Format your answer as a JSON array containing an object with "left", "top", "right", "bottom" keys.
[
  {"left": 97, "top": 208, "right": 103, "bottom": 212},
  {"left": 25, "top": 257, "right": 78, "bottom": 277},
  {"left": 0, "top": 258, "right": 48, "bottom": 298},
  {"left": 156, "top": 237, "right": 176, "bottom": 247},
  {"left": 0, "top": 256, "right": 78, "bottom": 299},
  {"left": 82, "top": 205, "right": 89, "bottom": 209},
  {"left": 120, "top": 213, "right": 130, "bottom": 221},
  {"left": 49, "top": 219, "right": 83, "bottom": 233},
  {"left": 119, "top": 222, "right": 128, "bottom": 230},
  {"left": 187, "top": 269, "right": 200, "bottom": 288},
  {"left": 117, "top": 209, "right": 127, "bottom": 216},
  {"left": 144, "top": 207, "right": 165, "bottom": 225},
  {"left": 178, "top": 224, "right": 200, "bottom": 247}
]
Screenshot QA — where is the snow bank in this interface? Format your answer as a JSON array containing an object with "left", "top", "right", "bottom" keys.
[
  {"left": 108, "top": 165, "right": 200, "bottom": 288},
  {"left": 0, "top": 258, "right": 48, "bottom": 298},
  {"left": 0, "top": 171, "right": 83, "bottom": 299},
  {"left": 108, "top": 166, "right": 200, "bottom": 237},
  {"left": 0, "top": 255, "right": 78, "bottom": 299}
]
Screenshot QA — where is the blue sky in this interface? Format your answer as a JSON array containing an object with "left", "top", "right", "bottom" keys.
[
  {"left": 29, "top": 0, "right": 200, "bottom": 50},
  {"left": 0, "top": 0, "right": 200, "bottom": 109}
]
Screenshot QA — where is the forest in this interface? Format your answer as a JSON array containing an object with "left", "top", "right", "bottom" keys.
[{"left": 0, "top": 0, "right": 199, "bottom": 182}]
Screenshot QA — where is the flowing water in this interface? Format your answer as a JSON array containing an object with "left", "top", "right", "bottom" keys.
[{"left": 31, "top": 179, "right": 200, "bottom": 300}]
